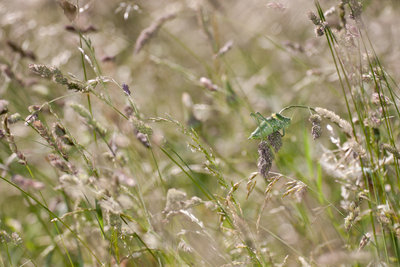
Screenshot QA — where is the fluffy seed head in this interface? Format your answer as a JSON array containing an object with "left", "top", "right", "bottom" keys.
[{"left": 315, "top": 107, "right": 353, "bottom": 137}]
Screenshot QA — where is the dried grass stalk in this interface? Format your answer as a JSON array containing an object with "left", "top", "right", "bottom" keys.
[{"left": 134, "top": 13, "right": 176, "bottom": 54}]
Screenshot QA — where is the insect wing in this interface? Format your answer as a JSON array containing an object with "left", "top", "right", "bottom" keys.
[
  {"left": 249, "top": 112, "right": 274, "bottom": 139},
  {"left": 275, "top": 113, "right": 291, "bottom": 125},
  {"left": 274, "top": 113, "right": 291, "bottom": 129}
]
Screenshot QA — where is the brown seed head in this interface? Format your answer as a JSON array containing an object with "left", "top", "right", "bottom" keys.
[
  {"left": 258, "top": 141, "right": 273, "bottom": 178},
  {"left": 267, "top": 132, "right": 282, "bottom": 152}
]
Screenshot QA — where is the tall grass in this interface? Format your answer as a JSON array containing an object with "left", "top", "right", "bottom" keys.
[{"left": 0, "top": 0, "right": 400, "bottom": 266}]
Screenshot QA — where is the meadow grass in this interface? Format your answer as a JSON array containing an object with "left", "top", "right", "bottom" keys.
[{"left": 0, "top": 0, "right": 400, "bottom": 266}]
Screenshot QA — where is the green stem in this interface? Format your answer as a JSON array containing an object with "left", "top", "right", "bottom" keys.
[{"left": 279, "top": 105, "right": 316, "bottom": 115}]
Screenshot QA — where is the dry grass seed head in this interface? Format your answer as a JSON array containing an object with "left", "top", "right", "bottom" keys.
[
  {"left": 371, "top": 93, "right": 392, "bottom": 106},
  {"left": 70, "top": 103, "right": 107, "bottom": 137},
  {"left": 134, "top": 129, "right": 151, "bottom": 148},
  {"left": 344, "top": 202, "right": 360, "bottom": 231},
  {"left": 381, "top": 144, "right": 400, "bottom": 158},
  {"left": 309, "top": 114, "right": 322, "bottom": 139},
  {"left": 199, "top": 77, "right": 219, "bottom": 91},
  {"left": 134, "top": 12, "right": 177, "bottom": 54},
  {"left": 214, "top": 40, "right": 234, "bottom": 58},
  {"left": 163, "top": 188, "right": 203, "bottom": 220},
  {"left": 6, "top": 40, "right": 36, "bottom": 60},
  {"left": 12, "top": 174, "right": 45, "bottom": 190},
  {"left": 282, "top": 180, "right": 307, "bottom": 203},
  {"left": 57, "top": 0, "right": 78, "bottom": 22},
  {"left": 3, "top": 115, "right": 26, "bottom": 165},
  {"left": 315, "top": 107, "right": 353, "bottom": 137},
  {"left": 7, "top": 113, "right": 22, "bottom": 124},
  {"left": 359, "top": 233, "right": 371, "bottom": 250},
  {"left": 122, "top": 83, "right": 131, "bottom": 96},
  {"left": 47, "top": 153, "right": 75, "bottom": 174},
  {"left": 246, "top": 172, "right": 258, "bottom": 199}
]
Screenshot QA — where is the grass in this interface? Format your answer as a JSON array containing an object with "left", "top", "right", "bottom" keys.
[{"left": 1, "top": 0, "right": 400, "bottom": 266}]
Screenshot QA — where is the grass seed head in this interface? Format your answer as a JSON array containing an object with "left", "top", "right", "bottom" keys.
[
  {"left": 283, "top": 180, "right": 307, "bottom": 202},
  {"left": 29, "top": 64, "right": 85, "bottom": 91},
  {"left": 53, "top": 122, "right": 67, "bottom": 137},
  {"left": 315, "top": 107, "right": 353, "bottom": 137},
  {"left": 122, "top": 83, "right": 131, "bottom": 96},
  {"left": 7, "top": 40, "right": 36, "bottom": 60},
  {"left": 267, "top": 131, "right": 282, "bottom": 152},
  {"left": 349, "top": 0, "right": 363, "bottom": 20},
  {"left": 135, "top": 129, "right": 151, "bottom": 148},
  {"left": 70, "top": 103, "right": 107, "bottom": 137},
  {"left": 214, "top": 40, "right": 234, "bottom": 58},
  {"left": 359, "top": 233, "right": 371, "bottom": 250},
  {"left": 371, "top": 93, "right": 392, "bottom": 106},
  {"left": 308, "top": 11, "right": 321, "bottom": 25},
  {"left": 200, "top": 77, "right": 219, "bottom": 91},
  {"left": 47, "top": 153, "right": 75, "bottom": 174},
  {"left": 53, "top": 123, "right": 74, "bottom": 146},
  {"left": 134, "top": 12, "right": 177, "bottom": 54},
  {"left": 344, "top": 202, "right": 360, "bottom": 231},
  {"left": 315, "top": 25, "right": 325, "bottom": 37},
  {"left": 258, "top": 141, "right": 273, "bottom": 179},
  {"left": 29, "top": 64, "right": 56, "bottom": 79},
  {"left": 32, "top": 120, "right": 56, "bottom": 148},
  {"left": 311, "top": 125, "right": 322, "bottom": 139},
  {"left": 381, "top": 144, "right": 400, "bottom": 158},
  {"left": 58, "top": 0, "right": 78, "bottom": 22},
  {"left": 0, "top": 100, "right": 9, "bottom": 115},
  {"left": 11, "top": 175, "right": 45, "bottom": 190},
  {"left": 7, "top": 113, "right": 22, "bottom": 124},
  {"left": 309, "top": 114, "right": 322, "bottom": 139},
  {"left": 124, "top": 105, "right": 134, "bottom": 118}
]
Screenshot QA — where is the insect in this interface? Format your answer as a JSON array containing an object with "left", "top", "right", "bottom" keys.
[{"left": 248, "top": 112, "right": 291, "bottom": 140}]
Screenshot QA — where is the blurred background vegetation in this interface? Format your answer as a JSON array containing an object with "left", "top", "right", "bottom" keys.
[{"left": 1, "top": 0, "right": 400, "bottom": 266}]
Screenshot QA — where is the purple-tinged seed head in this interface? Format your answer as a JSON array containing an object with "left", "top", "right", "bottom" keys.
[{"left": 122, "top": 83, "right": 131, "bottom": 95}]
